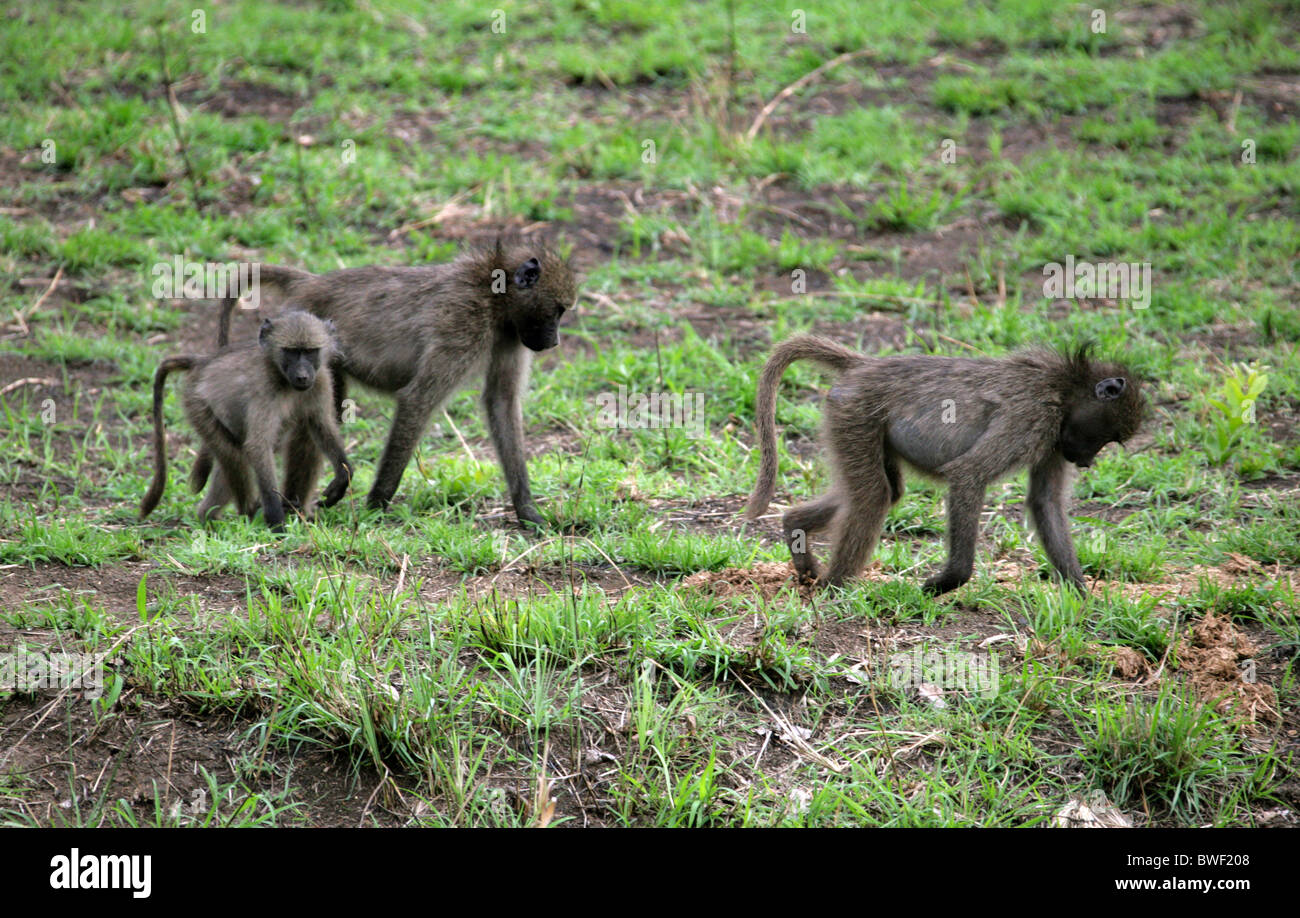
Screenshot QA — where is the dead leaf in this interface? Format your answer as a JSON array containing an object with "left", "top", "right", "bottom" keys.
[
  {"left": 1054, "top": 793, "right": 1133, "bottom": 828},
  {"left": 916, "top": 683, "right": 947, "bottom": 709}
]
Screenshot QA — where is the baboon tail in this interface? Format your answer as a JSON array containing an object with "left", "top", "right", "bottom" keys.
[
  {"left": 216, "top": 264, "right": 315, "bottom": 347},
  {"left": 140, "top": 356, "right": 197, "bottom": 518},
  {"left": 744, "top": 336, "right": 862, "bottom": 519}
]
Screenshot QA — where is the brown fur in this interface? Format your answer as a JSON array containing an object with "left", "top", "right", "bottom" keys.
[
  {"left": 216, "top": 242, "right": 576, "bottom": 527},
  {"left": 142, "top": 311, "right": 352, "bottom": 529},
  {"left": 745, "top": 336, "right": 1144, "bottom": 593}
]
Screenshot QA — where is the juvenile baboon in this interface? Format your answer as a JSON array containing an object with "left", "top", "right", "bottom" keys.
[
  {"left": 141, "top": 311, "right": 352, "bottom": 529},
  {"left": 216, "top": 242, "right": 576, "bottom": 528},
  {"left": 744, "top": 336, "right": 1144, "bottom": 594}
]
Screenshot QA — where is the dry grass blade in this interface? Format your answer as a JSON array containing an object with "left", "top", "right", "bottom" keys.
[{"left": 745, "top": 48, "right": 876, "bottom": 142}]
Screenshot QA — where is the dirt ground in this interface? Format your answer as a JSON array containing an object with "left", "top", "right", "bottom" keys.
[{"left": 3, "top": 18, "right": 1298, "bottom": 825}]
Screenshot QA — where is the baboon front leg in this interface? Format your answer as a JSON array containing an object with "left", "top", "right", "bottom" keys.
[
  {"left": 782, "top": 493, "right": 839, "bottom": 581},
  {"left": 485, "top": 345, "right": 543, "bottom": 529},
  {"left": 246, "top": 445, "right": 286, "bottom": 531},
  {"left": 307, "top": 411, "right": 352, "bottom": 509},
  {"left": 1028, "top": 456, "right": 1085, "bottom": 591},
  {"left": 923, "top": 482, "right": 986, "bottom": 595}
]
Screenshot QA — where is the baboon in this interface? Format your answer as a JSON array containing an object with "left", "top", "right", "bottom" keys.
[
  {"left": 141, "top": 311, "right": 352, "bottom": 530},
  {"left": 216, "top": 242, "right": 576, "bottom": 528},
  {"left": 744, "top": 336, "right": 1144, "bottom": 594}
]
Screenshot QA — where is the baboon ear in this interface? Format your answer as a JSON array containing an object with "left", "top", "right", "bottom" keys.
[
  {"left": 1095, "top": 377, "right": 1126, "bottom": 401},
  {"left": 259, "top": 318, "right": 274, "bottom": 345},
  {"left": 514, "top": 257, "right": 541, "bottom": 288}
]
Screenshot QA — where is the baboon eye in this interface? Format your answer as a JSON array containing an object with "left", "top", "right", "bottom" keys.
[{"left": 1095, "top": 377, "right": 1126, "bottom": 401}]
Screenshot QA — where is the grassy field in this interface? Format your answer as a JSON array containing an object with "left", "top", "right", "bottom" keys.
[{"left": 0, "top": 0, "right": 1297, "bottom": 828}]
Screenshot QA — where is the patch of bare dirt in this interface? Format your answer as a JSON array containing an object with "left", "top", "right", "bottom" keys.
[
  {"left": 0, "top": 560, "right": 248, "bottom": 623},
  {"left": 0, "top": 345, "right": 128, "bottom": 498},
  {"left": 0, "top": 693, "right": 402, "bottom": 827},
  {"left": 1175, "top": 611, "right": 1281, "bottom": 728},
  {"left": 1102, "top": 555, "right": 1296, "bottom": 606},
  {"left": 1112, "top": 3, "right": 1205, "bottom": 49},
  {"left": 682, "top": 561, "right": 813, "bottom": 602},
  {"left": 173, "top": 78, "right": 308, "bottom": 122}
]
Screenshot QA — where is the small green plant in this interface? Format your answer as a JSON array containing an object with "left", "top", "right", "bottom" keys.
[
  {"left": 90, "top": 673, "right": 124, "bottom": 726},
  {"left": 1205, "top": 362, "right": 1268, "bottom": 466}
]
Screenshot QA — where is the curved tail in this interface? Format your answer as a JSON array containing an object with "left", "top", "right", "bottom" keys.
[
  {"left": 217, "top": 264, "right": 316, "bottom": 347},
  {"left": 140, "top": 356, "right": 198, "bottom": 518},
  {"left": 744, "top": 336, "right": 862, "bottom": 519}
]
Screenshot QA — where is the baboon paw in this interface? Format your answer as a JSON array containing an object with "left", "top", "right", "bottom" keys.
[
  {"left": 516, "top": 509, "right": 547, "bottom": 532},
  {"left": 264, "top": 505, "right": 287, "bottom": 531},
  {"left": 790, "top": 563, "right": 820, "bottom": 585},
  {"left": 922, "top": 573, "right": 966, "bottom": 596},
  {"left": 320, "top": 480, "right": 348, "bottom": 507}
]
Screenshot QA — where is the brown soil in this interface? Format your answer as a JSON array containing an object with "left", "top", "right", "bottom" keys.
[{"left": 3, "top": 15, "right": 1298, "bottom": 827}]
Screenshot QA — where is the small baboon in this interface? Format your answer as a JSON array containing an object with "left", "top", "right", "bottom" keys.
[
  {"left": 745, "top": 336, "right": 1144, "bottom": 594},
  {"left": 216, "top": 242, "right": 576, "bottom": 528},
  {"left": 141, "top": 311, "right": 352, "bottom": 529}
]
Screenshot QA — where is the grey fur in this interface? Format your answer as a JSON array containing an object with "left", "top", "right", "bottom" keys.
[
  {"left": 745, "top": 336, "right": 1144, "bottom": 593},
  {"left": 217, "top": 243, "right": 576, "bottom": 528},
  {"left": 142, "top": 311, "right": 352, "bottom": 530}
]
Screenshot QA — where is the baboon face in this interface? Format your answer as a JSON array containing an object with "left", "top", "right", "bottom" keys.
[
  {"left": 277, "top": 345, "right": 322, "bottom": 390},
  {"left": 1060, "top": 373, "right": 1143, "bottom": 467},
  {"left": 505, "top": 250, "right": 576, "bottom": 352},
  {"left": 260, "top": 315, "right": 330, "bottom": 391}
]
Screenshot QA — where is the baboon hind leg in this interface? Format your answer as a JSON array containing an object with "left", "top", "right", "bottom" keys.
[
  {"left": 281, "top": 419, "right": 323, "bottom": 516},
  {"left": 368, "top": 389, "right": 439, "bottom": 509},
  {"left": 190, "top": 448, "right": 213, "bottom": 493},
  {"left": 782, "top": 494, "right": 840, "bottom": 581},
  {"left": 821, "top": 446, "right": 893, "bottom": 588},
  {"left": 884, "top": 451, "right": 904, "bottom": 505},
  {"left": 198, "top": 461, "right": 254, "bottom": 522}
]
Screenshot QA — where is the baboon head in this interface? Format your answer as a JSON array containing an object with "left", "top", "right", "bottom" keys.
[
  {"left": 1059, "top": 348, "right": 1145, "bottom": 467},
  {"left": 491, "top": 243, "right": 577, "bottom": 352},
  {"left": 261, "top": 311, "right": 335, "bottom": 392}
]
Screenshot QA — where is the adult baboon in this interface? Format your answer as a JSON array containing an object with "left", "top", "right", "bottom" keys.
[
  {"left": 745, "top": 336, "right": 1144, "bottom": 593},
  {"left": 217, "top": 242, "right": 576, "bottom": 528}
]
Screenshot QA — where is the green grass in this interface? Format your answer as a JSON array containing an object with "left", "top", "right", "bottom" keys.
[{"left": 0, "top": 0, "right": 1296, "bottom": 827}]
